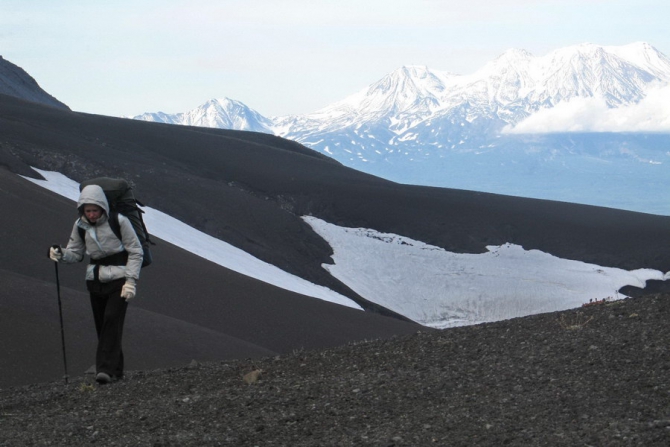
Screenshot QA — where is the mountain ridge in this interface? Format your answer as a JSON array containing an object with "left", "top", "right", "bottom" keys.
[
  {"left": 134, "top": 42, "right": 670, "bottom": 132},
  {"left": 131, "top": 42, "right": 670, "bottom": 215},
  {"left": 0, "top": 55, "right": 70, "bottom": 110}
]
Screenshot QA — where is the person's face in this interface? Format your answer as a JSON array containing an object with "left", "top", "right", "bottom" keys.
[{"left": 84, "top": 204, "right": 103, "bottom": 223}]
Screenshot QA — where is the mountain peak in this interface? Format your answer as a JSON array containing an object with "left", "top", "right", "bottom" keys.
[
  {"left": 473, "top": 48, "right": 535, "bottom": 83},
  {"left": 605, "top": 42, "right": 670, "bottom": 78},
  {"left": 205, "top": 97, "right": 251, "bottom": 112},
  {"left": 497, "top": 48, "right": 535, "bottom": 62},
  {"left": 132, "top": 96, "right": 274, "bottom": 133},
  {"left": 209, "top": 97, "right": 241, "bottom": 107},
  {"left": 0, "top": 56, "right": 69, "bottom": 110},
  {"left": 368, "top": 65, "right": 450, "bottom": 98},
  {"left": 397, "top": 65, "right": 434, "bottom": 78}
]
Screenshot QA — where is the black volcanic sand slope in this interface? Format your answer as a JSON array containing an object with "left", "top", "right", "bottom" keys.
[
  {"left": 1, "top": 94, "right": 669, "bottom": 278},
  {"left": 1, "top": 294, "right": 669, "bottom": 446},
  {"left": 0, "top": 58, "right": 69, "bottom": 110},
  {"left": 1, "top": 95, "right": 669, "bottom": 387},
  {"left": 0, "top": 269, "right": 276, "bottom": 388},
  {"left": 0, "top": 163, "right": 421, "bottom": 388}
]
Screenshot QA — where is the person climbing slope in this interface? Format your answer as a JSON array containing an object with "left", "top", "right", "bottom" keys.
[{"left": 48, "top": 184, "right": 143, "bottom": 384}]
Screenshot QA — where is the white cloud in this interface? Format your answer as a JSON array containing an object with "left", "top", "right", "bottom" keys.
[{"left": 504, "top": 84, "right": 670, "bottom": 133}]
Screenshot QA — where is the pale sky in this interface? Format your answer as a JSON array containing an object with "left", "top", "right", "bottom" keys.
[{"left": 3, "top": 0, "right": 670, "bottom": 118}]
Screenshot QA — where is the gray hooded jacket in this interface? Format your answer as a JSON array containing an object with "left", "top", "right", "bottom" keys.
[{"left": 60, "top": 185, "right": 143, "bottom": 282}]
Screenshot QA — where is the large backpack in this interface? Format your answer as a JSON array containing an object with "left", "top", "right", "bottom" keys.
[{"left": 78, "top": 177, "right": 153, "bottom": 268}]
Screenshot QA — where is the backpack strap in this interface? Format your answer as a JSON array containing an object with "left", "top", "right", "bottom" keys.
[
  {"left": 134, "top": 199, "right": 154, "bottom": 245},
  {"left": 107, "top": 211, "right": 123, "bottom": 242}
]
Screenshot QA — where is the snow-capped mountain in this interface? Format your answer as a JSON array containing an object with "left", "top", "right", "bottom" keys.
[
  {"left": 133, "top": 42, "right": 670, "bottom": 215},
  {"left": 285, "top": 42, "right": 670, "bottom": 150},
  {"left": 134, "top": 97, "right": 274, "bottom": 133}
]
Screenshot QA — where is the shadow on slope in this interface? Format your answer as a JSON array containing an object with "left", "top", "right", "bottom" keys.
[
  {"left": 0, "top": 269, "right": 277, "bottom": 388},
  {"left": 0, "top": 167, "right": 421, "bottom": 388}
]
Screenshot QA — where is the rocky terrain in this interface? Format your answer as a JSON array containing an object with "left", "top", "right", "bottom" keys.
[{"left": 2, "top": 293, "right": 669, "bottom": 446}]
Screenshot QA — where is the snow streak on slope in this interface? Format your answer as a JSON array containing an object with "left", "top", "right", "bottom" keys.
[
  {"left": 22, "top": 169, "right": 667, "bottom": 329},
  {"left": 303, "top": 216, "right": 665, "bottom": 328},
  {"left": 22, "top": 168, "right": 361, "bottom": 310}
]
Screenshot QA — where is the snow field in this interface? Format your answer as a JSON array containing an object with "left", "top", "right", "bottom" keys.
[
  {"left": 303, "top": 216, "right": 664, "bottom": 328},
  {"left": 23, "top": 168, "right": 665, "bottom": 328}
]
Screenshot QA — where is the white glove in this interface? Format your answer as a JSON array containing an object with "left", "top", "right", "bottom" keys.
[
  {"left": 121, "top": 279, "right": 136, "bottom": 301},
  {"left": 49, "top": 245, "right": 63, "bottom": 262}
]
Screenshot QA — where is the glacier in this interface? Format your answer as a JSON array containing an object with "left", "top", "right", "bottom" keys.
[{"left": 303, "top": 216, "right": 664, "bottom": 328}]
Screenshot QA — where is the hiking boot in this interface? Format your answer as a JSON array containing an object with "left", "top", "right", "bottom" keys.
[{"left": 95, "top": 372, "right": 111, "bottom": 384}]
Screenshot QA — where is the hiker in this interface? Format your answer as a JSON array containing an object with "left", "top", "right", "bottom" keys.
[{"left": 48, "top": 184, "right": 143, "bottom": 384}]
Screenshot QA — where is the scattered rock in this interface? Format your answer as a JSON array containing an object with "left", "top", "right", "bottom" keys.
[{"left": 1, "top": 294, "right": 669, "bottom": 446}]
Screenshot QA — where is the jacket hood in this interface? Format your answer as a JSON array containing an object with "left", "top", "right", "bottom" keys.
[{"left": 77, "top": 185, "right": 110, "bottom": 216}]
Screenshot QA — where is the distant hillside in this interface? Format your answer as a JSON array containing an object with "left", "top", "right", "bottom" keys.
[{"left": 0, "top": 56, "right": 69, "bottom": 110}]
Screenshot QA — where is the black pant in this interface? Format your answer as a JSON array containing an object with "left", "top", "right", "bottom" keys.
[{"left": 87, "top": 278, "right": 128, "bottom": 378}]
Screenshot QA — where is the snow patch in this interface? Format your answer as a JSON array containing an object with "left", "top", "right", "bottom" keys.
[
  {"left": 21, "top": 168, "right": 361, "bottom": 310},
  {"left": 303, "top": 216, "right": 664, "bottom": 328}
]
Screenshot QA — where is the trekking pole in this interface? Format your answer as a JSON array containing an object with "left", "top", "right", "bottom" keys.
[{"left": 54, "top": 262, "right": 69, "bottom": 384}]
